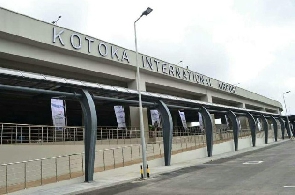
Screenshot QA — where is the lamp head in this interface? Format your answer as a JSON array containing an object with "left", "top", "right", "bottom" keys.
[
  {"left": 52, "top": 21, "right": 55, "bottom": 24},
  {"left": 286, "top": 91, "right": 291, "bottom": 94},
  {"left": 58, "top": 16, "right": 62, "bottom": 18},
  {"left": 142, "top": 7, "right": 153, "bottom": 16}
]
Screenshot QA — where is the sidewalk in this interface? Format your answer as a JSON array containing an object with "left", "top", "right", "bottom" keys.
[{"left": 10, "top": 139, "right": 288, "bottom": 195}]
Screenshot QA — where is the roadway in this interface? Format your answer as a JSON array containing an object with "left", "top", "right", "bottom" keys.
[{"left": 78, "top": 140, "right": 295, "bottom": 195}]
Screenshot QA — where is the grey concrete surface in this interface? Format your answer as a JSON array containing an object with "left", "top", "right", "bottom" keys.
[
  {"left": 78, "top": 140, "right": 295, "bottom": 195},
  {"left": 8, "top": 138, "right": 287, "bottom": 195}
]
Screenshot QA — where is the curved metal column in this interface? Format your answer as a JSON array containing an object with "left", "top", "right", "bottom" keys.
[
  {"left": 245, "top": 112, "right": 256, "bottom": 147},
  {"left": 79, "top": 90, "right": 97, "bottom": 182},
  {"left": 260, "top": 115, "right": 268, "bottom": 144},
  {"left": 285, "top": 119, "right": 292, "bottom": 138},
  {"left": 226, "top": 111, "right": 239, "bottom": 151},
  {"left": 270, "top": 116, "right": 278, "bottom": 142},
  {"left": 278, "top": 117, "right": 285, "bottom": 139},
  {"left": 291, "top": 121, "right": 295, "bottom": 136},
  {"left": 157, "top": 100, "right": 173, "bottom": 166},
  {"left": 199, "top": 106, "right": 213, "bottom": 157}
]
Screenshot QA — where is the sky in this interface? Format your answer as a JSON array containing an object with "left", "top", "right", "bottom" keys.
[{"left": 0, "top": 0, "right": 294, "bottom": 115}]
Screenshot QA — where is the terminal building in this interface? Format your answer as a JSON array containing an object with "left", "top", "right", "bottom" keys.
[
  {"left": 0, "top": 7, "right": 283, "bottom": 137},
  {"left": 1, "top": 7, "right": 293, "bottom": 192}
]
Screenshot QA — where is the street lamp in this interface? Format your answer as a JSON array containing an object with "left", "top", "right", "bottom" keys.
[
  {"left": 134, "top": 7, "right": 153, "bottom": 178},
  {"left": 52, "top": 16, "right": 62, "bottom": 25},
  {"left": 177, "top": 61, "right": 189, "bottom": 69},
  {"left": 283, "top": 91, "right": 291, "bottom": 136}
]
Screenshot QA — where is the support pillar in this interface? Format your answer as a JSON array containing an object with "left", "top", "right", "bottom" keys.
[
  {"left": 278, "top": 117, "right": 285, "bottom": 139},
  {"left": 291, "top": 121, "right": 295, "bottom": 136},
  {"left": 157, "top": 100, "right": 173, "bottom": 166},
  {"left": 200, "top": 93, "right": 212, "bottom": 103},
  {"left": 260, "top": 115, "right": 268, "bottom": 144},
  {"left": 269, "top": 116, "right": 278, "bottom": 142},
  {"left": 128, "top": 80, "right": 149, "bottom": 142},
  {"left": 199, "top": 106, "right": 213, "bottom": 157},
  {"left": 245, "top": 112, "right": 256, "bottom": 147},
  {"left": 79, "top": 90, "right": 97, "bottom": 182},
  {"left": 226, "top": 111, "right": 239, "bottom": 151}
]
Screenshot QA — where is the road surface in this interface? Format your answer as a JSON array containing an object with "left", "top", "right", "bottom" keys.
[{"left": 78, "top": 141, "right": 295, "bottom": 195}]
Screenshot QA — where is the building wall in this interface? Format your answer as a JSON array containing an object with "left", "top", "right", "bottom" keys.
[{"left": 0, "top": 7, "right": 282, "bottom": 114}]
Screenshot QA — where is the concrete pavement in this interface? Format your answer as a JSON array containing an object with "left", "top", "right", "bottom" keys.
[
  {"left": 9, "top": 138, "right": 288, "bottom": 195},
  {"left": 78, "top": 140, "right": 295, "bottom": 195}
]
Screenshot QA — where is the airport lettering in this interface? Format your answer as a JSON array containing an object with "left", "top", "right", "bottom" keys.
[
  {"left": 218, "top": 82, "right": 236, "bottom": 93},
  {"left": 52, "top": 28, "right": 236, "bottom": 93},
  {"left": 141, "top": 55, "right": 212, "bottom": 87},
  {"left": 52, "top": 27, "right": 130, "bottom": 63}
]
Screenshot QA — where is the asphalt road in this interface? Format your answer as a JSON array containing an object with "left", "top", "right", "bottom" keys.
[{"left": 78, "top": 141, "right": 295, "bottom": 195}]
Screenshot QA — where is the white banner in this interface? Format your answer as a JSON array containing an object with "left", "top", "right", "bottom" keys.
[
  {"left": 114, "top": 106, "right": 126, "bottom": 128},
  {"left": 225, "top": 115, "right": 229, "bottom": 128},
  {"left": 257, "top": 118, "right": 262, "bottom": 131},
  {"left": 150, "top": 110, "right": 161, "bottom": 127},
  {"left": 238, "top": 118, "right": 241, "bottom": 130},
  {"left": 198, "top": 112, "right": 203, "bottom": 130},
  {"left": 51, "top": 99, "right": 66, "bottom": 130},
  {"left": 178, "top": 111, "right": 187, "bottom": 129}
]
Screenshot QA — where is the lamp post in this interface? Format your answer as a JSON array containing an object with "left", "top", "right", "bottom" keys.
[
  {"left": 134, "top": 7, "right": 153, "bottom": 178},
  {"left": 283, "top": 91, "right": 291, "bottom": 136},
  {"left": 52, "top": 16, "right": 61, "bottom": 25}
]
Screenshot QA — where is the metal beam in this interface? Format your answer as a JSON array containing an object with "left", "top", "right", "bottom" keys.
[
  {"left": 166, "top": 104, "right": 200, "bottom": 111},
  {"left": 226, "top": 111, "right": 239, "bottom": 151},
  {"left": 79, "top": 90, "right": 97, "bottom": 182},
  {"left": 157, "top": 100, "right": 173, "bottom": 166},
  {"left": 93, "top": 95, "right": 156, "bottom": 107},
  {"left": 269, "top": 116, "right": 278, "bottom": 142},
  {"left": 260, "top": 115, "right": 268, "bottom": 144},
  {"left": 245, "top": 112, "right": 256, "bottom": 147},
  {"left": 0, "top": 83, "right": 81, "bottom": 98},
  {"left": 199, "top": 106, "right": 213, "bottom": 157}
]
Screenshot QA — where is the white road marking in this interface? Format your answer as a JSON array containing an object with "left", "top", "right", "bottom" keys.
[
  {"left": 243, "top": 161, "right": 263, "bottom": 164},
  {"left": 284, "top": 186, "right": 295, "bottom": 188}
]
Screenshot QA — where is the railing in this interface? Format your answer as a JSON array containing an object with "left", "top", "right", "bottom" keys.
[
  {"left": 0, "top": 124, "right": 207, "bottom": 145},
  {"left": 1, "top": 122, "right": 285, "bottom": 146},
  {"left": 0, "top": 123, "right": 285, "bottom": 194},
  {"left": 0, "top": 134, "right": 207, "bottom": 194},
  {"left": 0, "top": 123, "right": 84, "bottom": 145},
  {"left": 0, "top": 123, "right": 142, "bottom": 145}
]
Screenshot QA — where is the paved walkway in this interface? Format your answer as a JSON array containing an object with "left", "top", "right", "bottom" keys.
[
  {"left": 10, "top": 139, "right": 287, "bottom": 195},
  {"left": 80, "top": 140, "right": 295, "bottom": 195}
]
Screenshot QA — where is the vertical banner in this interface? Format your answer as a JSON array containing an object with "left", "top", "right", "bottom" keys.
[
  {"left": 238, "top": 118, "right": 241, "bottom": 130},
  {"left": 257, "top": 118, "right": 262, "bottom": 131},
  {"left": 114, "top": 106, "right": 126, "bottom": 128},
  {"left": 51, "top": 99, "right": 66, "bottom": 130},
  {"left": 178, "top": 111, "right": 187, "bottom": 129},
  {"left": 198, "top": 112, "right": 204, "bottom": 130},
  {"left": 225, "top": 115, "right": 229, "bottom": 128},
  {"left": 150, "top": 110, "right": 161, "bottom": 127}
]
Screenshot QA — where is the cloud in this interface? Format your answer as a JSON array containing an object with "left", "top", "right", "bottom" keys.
[
  {"left": 0, "top": 0, "right": 294, "bottom": 114},
  {"left": 0, "top": 0, "right": 89, "bottom": 33}
]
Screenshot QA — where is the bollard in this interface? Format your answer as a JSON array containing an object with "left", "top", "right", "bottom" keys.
[
  {"left": 140, "top": 165, "right": 143, "bottom": 179},
  {"left": 147, "top": 165, "right": 150, "bottom": 178}
]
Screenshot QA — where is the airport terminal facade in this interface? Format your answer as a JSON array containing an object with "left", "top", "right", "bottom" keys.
[
  {"left": 2, "top": 7, "right": 295, "bottom": 187},
  {"left": 0, "top": 7, "right": 283, "bottom": 130}
]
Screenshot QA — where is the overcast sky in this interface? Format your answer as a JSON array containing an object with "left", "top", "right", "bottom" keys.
[{"left": 0, "top": 0, "right": 294, "bottom": 114}]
